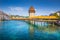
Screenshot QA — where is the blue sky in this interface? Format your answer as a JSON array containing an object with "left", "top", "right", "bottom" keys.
[{"left": 0, "top": 0, "right": 60, "bottom": 16}]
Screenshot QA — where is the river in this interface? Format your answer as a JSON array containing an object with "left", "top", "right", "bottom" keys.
[{"left": 0, "top": 20, "right": 60, "bottom": 40}]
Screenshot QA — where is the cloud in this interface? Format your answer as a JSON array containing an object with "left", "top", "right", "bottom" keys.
[
  {"left": 7, "top": 7, "right": 26, "bottom": 15},
  {"left": 6, "top": 7, "right": 28, "bottom": 16},
  {"left": 9, "top": 7, "right": 24, "bottom": 12},
  {"left": 35, "top": 9, "right": 37, "bottom": 11}
]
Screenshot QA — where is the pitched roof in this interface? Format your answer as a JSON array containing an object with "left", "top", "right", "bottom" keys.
[{"left": 29, "top": 6, "right": 35, "bottom": 13}]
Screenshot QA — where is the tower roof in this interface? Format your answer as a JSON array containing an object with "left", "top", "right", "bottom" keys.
[{"left": 29, "top": 6, "right": 35, "bottom": 13}]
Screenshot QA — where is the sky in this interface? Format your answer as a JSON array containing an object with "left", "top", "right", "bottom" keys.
[{"left": 0, "top": 0, "right": 60, "bottom": 16}]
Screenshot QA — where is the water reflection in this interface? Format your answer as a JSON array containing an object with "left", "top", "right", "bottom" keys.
[
  {"left": 0, "top": 21, "right": 3, "bottom": 40},
  {"left": 1, "top": 20, "right": 30, "bottom": 40},
  {"left": 29, "top": 21, "right": 60, "bottom": 40},
  {"left": 0, "top": 20, "right": 60, "bottom": 40}
]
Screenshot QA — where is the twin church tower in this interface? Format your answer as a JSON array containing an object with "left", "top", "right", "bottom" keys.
[{"left": 29, "top": 6, "right": 35, "bottom": 17}]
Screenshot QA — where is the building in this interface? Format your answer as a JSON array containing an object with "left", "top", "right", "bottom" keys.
[
  {"left": 29, "top": 6, "right": 35, "bottom": 17},
  {"left": 0, "top": 11, "right": 10, "bottom": 21},
  {"left": 56, "top": 11, "right": 60, "bottom": 16}
]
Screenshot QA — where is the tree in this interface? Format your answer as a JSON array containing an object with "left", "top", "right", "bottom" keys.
[{"left": 53, "top": 13, "right": 58, "bottom": 17}]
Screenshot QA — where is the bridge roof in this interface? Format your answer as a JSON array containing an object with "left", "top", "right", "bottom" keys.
[{"left": 30, "top": 16, "right": 58, "bottom": 19}]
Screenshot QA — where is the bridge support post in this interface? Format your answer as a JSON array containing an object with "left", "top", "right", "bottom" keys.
[
  {"left": 47, "top": 22, "right": 48, "bottom": 28},
  {"left": 41, "top": 22, "right": 42, "bottom": 27},
  {"left": 30, "top": 20, "right": 35, "bottom": 24},
  {"left": 44, "top": 22, "right": 45, "bottom": 27},
  {"left": 37, "top": 22, "right": 39, "bottom": 27},
  {"left": 53, "top": 22, "right": 54, "bottom": 27}
]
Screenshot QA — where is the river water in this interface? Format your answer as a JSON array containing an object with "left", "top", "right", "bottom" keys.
[{"left": 0, "top": 20, "right": 60, "bottom": 40}]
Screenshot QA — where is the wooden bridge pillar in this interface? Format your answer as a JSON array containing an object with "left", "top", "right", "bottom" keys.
[
  {"left": 41, "top": 22, "right": 42, "bottom": 27},
  {"left": 53, "top": 22, "right": 55, "bottom": 27},
  {"left": 44, "top": 22, "right": 45, "bottom": 27},
  {"left": 46, "top": 22, "right": 48, "bottom": 27},
  {"left": 30, "top": 20, "right": 35, "bottom": 24}
]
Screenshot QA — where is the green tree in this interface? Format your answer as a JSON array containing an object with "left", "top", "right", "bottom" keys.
[
  {"left": 52, "top": 12, "right": 60, "bottom": 20},
  {"left": 53, "top": 13, "right": 58, "bottom": 17},
  {"left": 58, "top": 16, "right": 60, "bottom": 20}
]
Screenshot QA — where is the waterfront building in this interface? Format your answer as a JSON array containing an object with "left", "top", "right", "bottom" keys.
[
  {"left": 0, "top": 11, "right": 10, "bottom": 20},
  {"left": 57, "top": 11, "right": 60, "bottom": 16}
]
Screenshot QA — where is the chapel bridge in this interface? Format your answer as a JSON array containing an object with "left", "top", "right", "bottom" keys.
[
  {"left": 11, "top": 16, "right": 58, "bottom": 22},
  {"left": 11, "top": 6, "right": 59, "bottom": 22}
]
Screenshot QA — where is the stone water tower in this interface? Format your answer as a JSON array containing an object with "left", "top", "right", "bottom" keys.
[{"left": 29, "top": 6, "right": 35, "bottom": 17}]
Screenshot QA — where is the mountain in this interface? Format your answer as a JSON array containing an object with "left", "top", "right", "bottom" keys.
[{"left": 0, "top": 11, "right": 10, "bottom": 21}]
